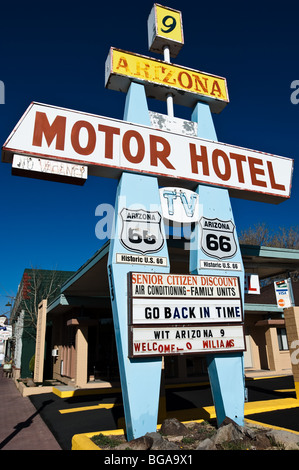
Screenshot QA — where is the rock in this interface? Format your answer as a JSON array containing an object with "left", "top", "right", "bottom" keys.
[
  {"left": 115, "top": 436, "right": 153, "bottom": 450},
  {"left": 242, "top": 425, "right": 257, "bottom": 440},
  {"left": 167, "top": 435, "right": 184, "bottom": 442},
  {"left": 253, "top": 433, "right": 272, "bottom": 450},
  {"left": 145, "top": 432, "right": 163, "bottom": 444},
  {"left": 220, "top": 416, "right": 253, "bottom": 438},
  {"left": 145, "top": 431, "right": 181, "bottom": 450},
  {"left": 196, "top": 438, "right": 216, "bottom": 450},
  {"left": 160, "top": 418, "right": 189, "bottom": 436},
  {"left": 214, "top": 422, "right": 244, "bottom": 445},
  {"left": 219, "top": 417, "right": 239, "bottom": 427},
  {"left": 266, "top": 429, "right": 299, "bottom": 450},
  {"left": 152, "top": 440, "right": 180, "bottom": 450}
]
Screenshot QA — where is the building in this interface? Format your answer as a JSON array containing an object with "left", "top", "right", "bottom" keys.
[
  {"left": 0, "top": 315, "right": 12, "bottom": 365},
  {"left": 30, "top": 240, "right": 299, "bottom": 389},
  {"left": 9, "top": 268, "right": 74, "bottom": 379}
]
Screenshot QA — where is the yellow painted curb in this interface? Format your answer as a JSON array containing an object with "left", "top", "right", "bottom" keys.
[
  {"left": 244, "top": 397, "right": 299, "bottom": 415},
  {"left": 71, "top": 398, "right": 299, "bottom": 450},
  {"left": 245, "top": 418, "right": 299, "bottom": 436},
  {"left": 59, "top": 403, "right": 121, "bottom": 414},
  {"left": 53, "top": 386, "right": 121, "bottom": 399},
  {"left": 72, "top": 433, "right": 101, "bottom": 451},
  {"left": 72, "top": 428, "right": 125, "bottom": 450}
]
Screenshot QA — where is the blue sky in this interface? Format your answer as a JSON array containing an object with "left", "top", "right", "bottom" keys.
[{"left": 0, "top": 0, "right": 298, "bottom": 315}]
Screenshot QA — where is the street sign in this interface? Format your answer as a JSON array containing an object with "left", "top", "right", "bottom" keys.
[
  {"left": 119, "top": 208, "right": 164, "bottom": 255},
  {"left": 200, "top": 217, "right": 237, "bottom": 260},
  {"left": 2, "top": 102, "right": 293, "bottom": 204}
]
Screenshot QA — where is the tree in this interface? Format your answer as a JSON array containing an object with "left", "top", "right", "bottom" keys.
[
  {"left": 239, "top": 223, "right": 299, "bottom": 250},
  {"left": 16, "top": 268, "right": 74, "bottom": 340}
]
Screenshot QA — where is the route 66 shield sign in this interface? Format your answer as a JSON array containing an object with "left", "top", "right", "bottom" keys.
[
  {"left": 120, "top": 208, "right": 164, "bottom": 254},
  {"left": 200, "top": 217, "right": 237, "bottom": 260}
]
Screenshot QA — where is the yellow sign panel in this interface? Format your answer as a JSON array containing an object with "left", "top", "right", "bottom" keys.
[
  {"left": 147, "top": 4, "right": 184, "bottom": 57},
  {"left": 156, "top": 4, "right": 183, "bottom": 44},
  {"left": 106, "top": 48, "right": 229, "bottom": 113}
]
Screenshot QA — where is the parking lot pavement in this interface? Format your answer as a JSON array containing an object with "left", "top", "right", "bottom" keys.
[
  {"left": 29, "top": 389, "right": 124, "bottom": 450},
  {"left": 28, "top": 374, "right": 299, "bottom": 450}
]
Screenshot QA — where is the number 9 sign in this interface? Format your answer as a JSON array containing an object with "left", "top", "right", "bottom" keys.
[{"left": 148, "top": 4, "right": 184, "bottom": 58}]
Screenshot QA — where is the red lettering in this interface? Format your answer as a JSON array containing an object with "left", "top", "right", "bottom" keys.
[
  {"left": 134, "top": 342, "right": 177, "bottom": 354},
  {"left": 210, "top": 80, "right": 223, "bottom": 97},
  {"left": 229, "top": 153, "right": 246, "bottom": 183},
  {"left": 98, "top": 124, "right": 120, "bottom": 159},
  {"left": 149, "top": 135, "right": 175, "bottom": 169},
  {"left": 212, "top": 149, "right": 231, "bottom": 181},
  {"left": 71, "top": 120, "right": 96, "bottom": 155},
  {"left": 177, "top": 71, "right": 193, "bottom": 89},
  {"left": 267, "top": 161, "right": 286, "bottom": 191},
  {"left": 122, "top": 130, "right": 145, "bottom": 164},
  {"left": 189, "top": 144, "right": 210, "bottom": 176},
  {"left": 248, "top": 157, "right": 267, "bottom": 187},
  {"left": 192, "top": 75, "right": 208, "bottom": 93},
  {"left": 162, "top": 70, "right": 176, "bottom": 85},
  {"left": 32, "top": 111, "right": 66, "bottom": 150},
  {"left": 116, "top": 57, "right": 129, "bottom": 72}
]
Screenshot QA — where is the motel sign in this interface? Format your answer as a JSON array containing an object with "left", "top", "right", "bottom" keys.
[{"left": 1, "top": 4, "right": 294, "bottom": 440}]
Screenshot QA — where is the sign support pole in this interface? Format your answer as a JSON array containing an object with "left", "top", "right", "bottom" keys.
[
  {"left": 190, "top": 101, "right": 245, "bottom": 427},
  {"left": 107, "top": 82, "right": 170, "bottom": 440}
]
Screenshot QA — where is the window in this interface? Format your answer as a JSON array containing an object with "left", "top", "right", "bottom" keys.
[{"left": 277, "top": 328, "right": 288, "bottom": 351}]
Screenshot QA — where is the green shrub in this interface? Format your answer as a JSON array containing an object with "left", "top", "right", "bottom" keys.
[{"left": 29, "top": 354, "right": 35, "bottom": 373}]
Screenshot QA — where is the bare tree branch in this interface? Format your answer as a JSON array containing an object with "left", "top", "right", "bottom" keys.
[{"left": 239, "top": 223, "right": 299, "bottom": 250}]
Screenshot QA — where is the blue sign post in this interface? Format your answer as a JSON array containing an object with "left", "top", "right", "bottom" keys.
[
  {"left": 108, "top": 82, "right": 170, "bottom": 440},
  {"left": 190, "top": 103, "right": 245, "bottom": 426}
]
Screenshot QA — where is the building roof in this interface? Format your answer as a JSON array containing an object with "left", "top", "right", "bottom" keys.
[{"left": 47, "top": 240, "right": 299, "bottom": 316}]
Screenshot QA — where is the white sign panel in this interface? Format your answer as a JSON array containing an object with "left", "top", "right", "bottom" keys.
[
  {"left": 274, "top": 279, "right": 294, "bottom": 308},
  {"left": 116, "top": 253, "right": 168, "bottom": 266},
  {"left": 129, "top": 272, "right": 241, "bottom": 298},
  {"left": 12, "top": 154, "right": 88, "bottom": 185},
  {"left": 2, "top": 102, "right": 293, "bottom": 203},
  {"left": 244, "top": 273, "right": 260, "bottom": 294},
  {"left": 129, "top": 324, "right": 245, "bottom": 357},
  {"left": 130, "top": 297, "right": 243, "bottom": 324},
  {"left": 199, "top": 260, "right": 242, "bottom": 271}
]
